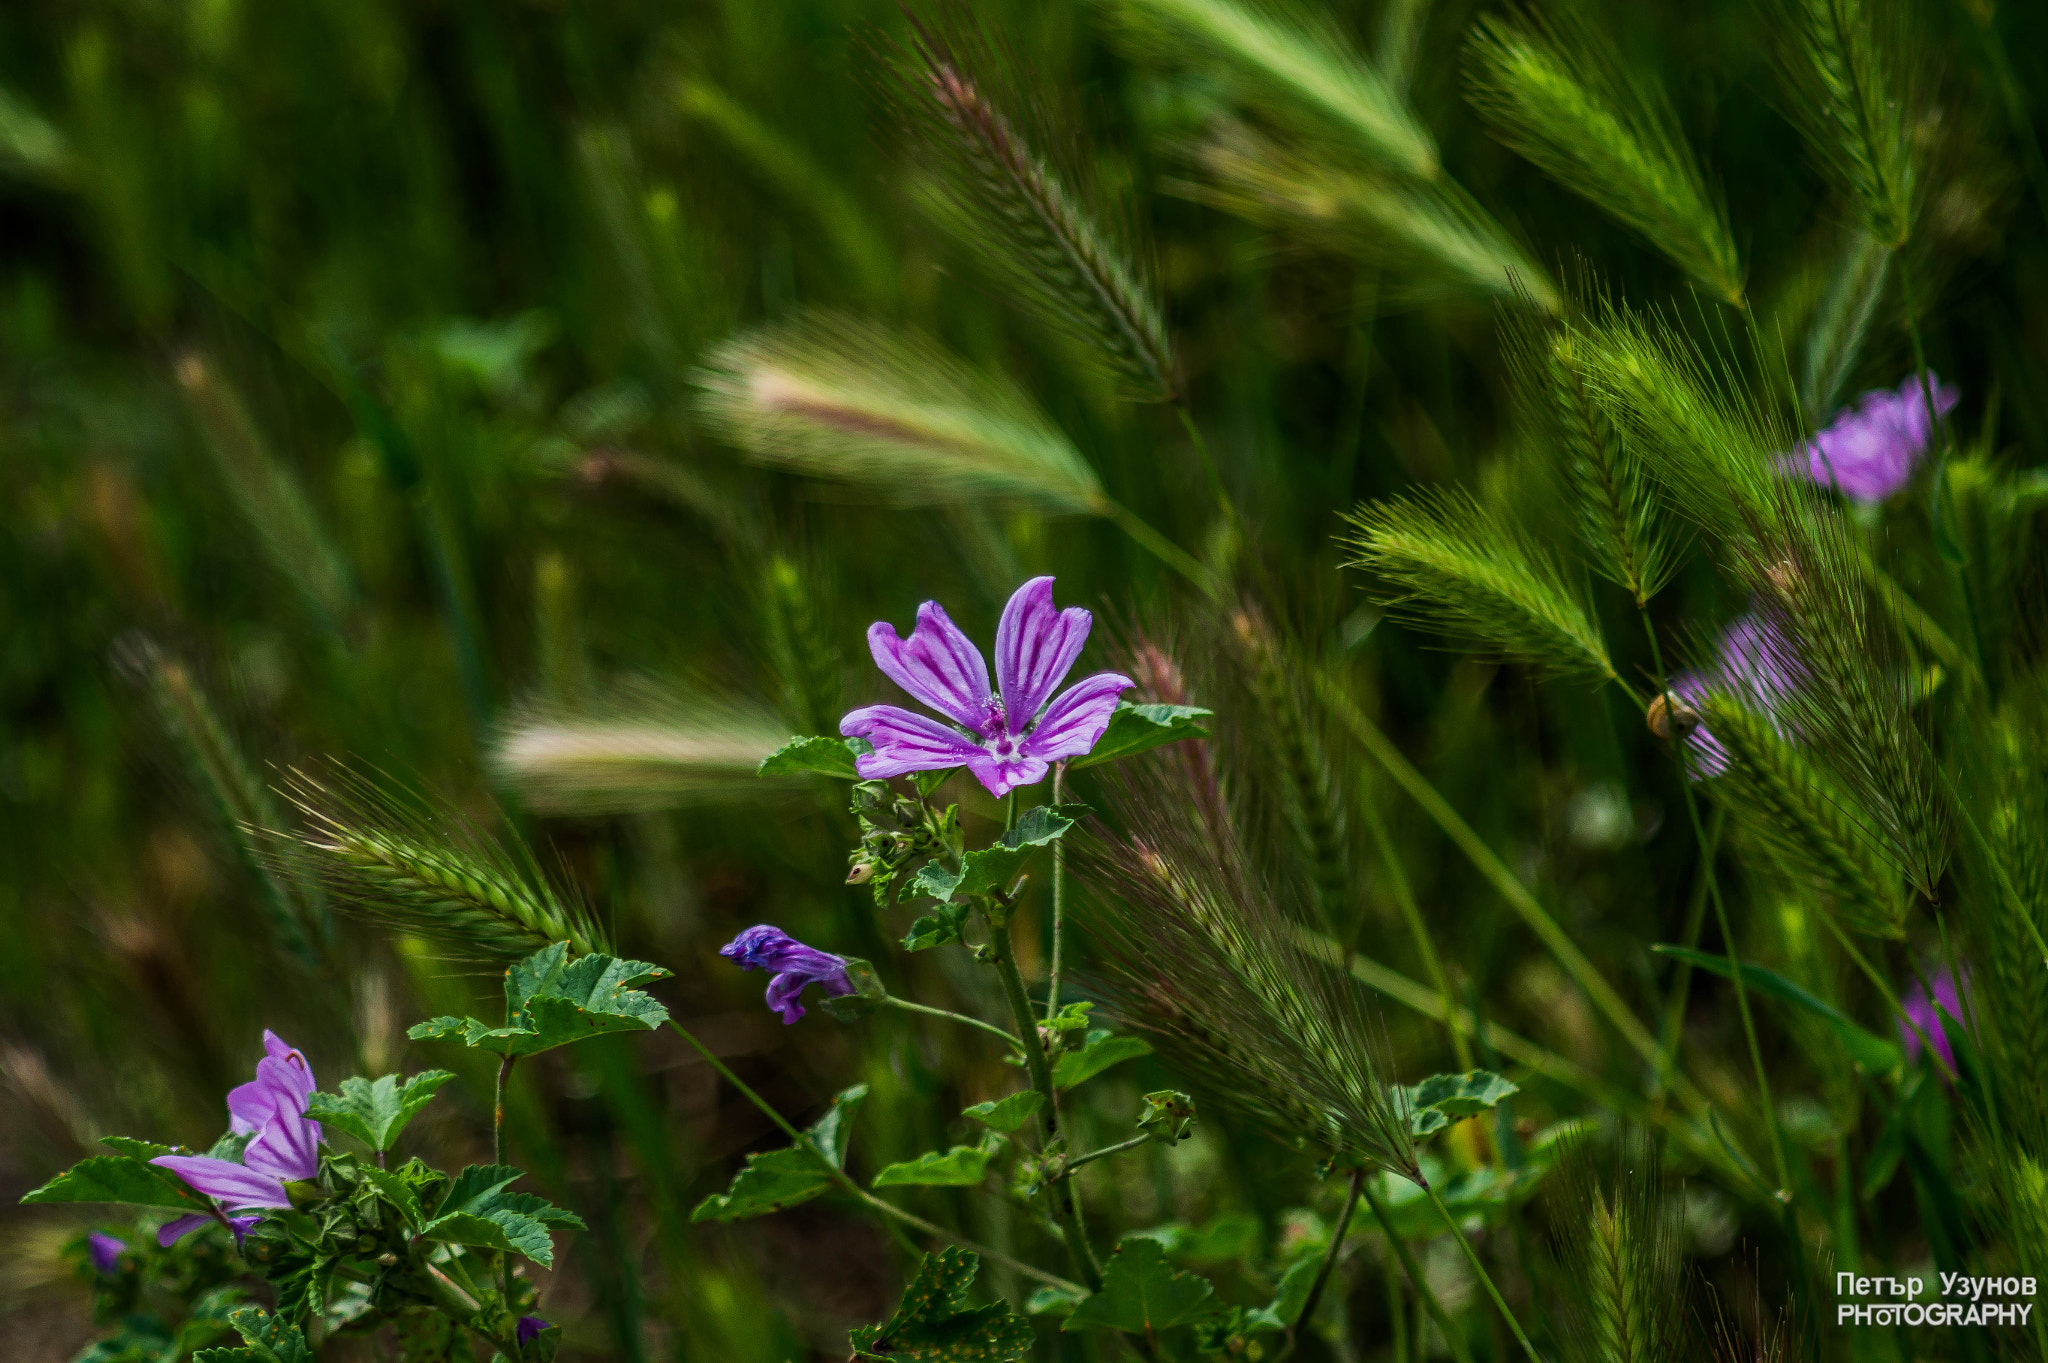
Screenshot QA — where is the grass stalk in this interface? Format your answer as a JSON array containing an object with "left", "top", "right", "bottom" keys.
[
  {"left": 1362, "top": 1178, "right": 1473, "bottom": 1363},
  {"left": 1361, "top": 792, "right": 1473, "bottom": 1070},
  {"left": 1277, "top": 1166, "right": 1365, "bottom": 1361},
  {"left": 1423, "top": 1181, "right": 1538, "bottom": 1363}
]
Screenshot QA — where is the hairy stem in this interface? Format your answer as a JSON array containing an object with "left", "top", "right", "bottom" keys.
[
  {"left": 1047, "top": 763, "right": 1067, "bottom": 1019},
  {"left": 1424, "top": 1182, "right": 1539, "bottom": 1363},
  {"left": 1061, "top": 1134, "right": 1150, "bottom": 1177},
  {"left": 1362, "top": 1178, "right": 1474, "bottom": 1363},
  {"left": 879, "top": 995, "right": 1025, "bottom": 1052},
  {"left": 494, "top": 1053, "right": 517, "bottom": 1307}
]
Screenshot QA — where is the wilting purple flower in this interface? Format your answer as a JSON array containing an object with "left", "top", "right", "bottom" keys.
[
  {"left": 1781, "top": 373, "right": 1959, "bottom": 504},
  {"left": 1901, "top": 970, "right": 1965, "bottom": 1074},
  {"left": 517, "top": 1316, "right": 552, "bottom": 1348},
  {"left": 1670, "top": 612, "right": 1802, "bottom": 778},
  {"left": 841, "top": 576, "right": 1134, "bottom": 798},
  {"left": 150, "top": 1031, "right": 323, "bottom": 1246},
  {"left": 720, "top": 925, "right": 854, "bottom": 1024},
  {"left": 86, "top": 1232, "right": 126, "bottom": 1274}
]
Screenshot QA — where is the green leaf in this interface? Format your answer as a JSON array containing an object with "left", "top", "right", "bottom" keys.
[
  {"left": 872, "top": 1145, "right": 994, "bottom": 1188},
  {"left": 20, "top": 1154, "right": 212, "bottom": 1213},
  {"left": 1025, "top": 1284, "right": 1086, "bottom": 1318},
  {"left": 1397, "top": 1070, "right": 1520, "bottom": 1137},
  {"left": 192, "top": 1308, "right": 313, "bottom": 1363},
  {"left": 1652, "top": 944, "right": 1903, "bottom": 1072},
  {"left": 1136, "top": 1090, "right": 1196, "bottom": 1144},
  {"left": 1065, "top": 1237, "right": 1218, "bottom": 1333},
  {"left": 819, "top": 958, "right": 890, "bottom": 1021},
  {"left": 759, "top": 735, "right": 862, "bottom": 779},
  {"left": 434, "top": 1163, "right": 525, "bottom": 1217},
  {"left": 920, "top": 806, "right": 1079, "bottom": 905},
  {"left": 1052, "top": 1030, "right": 1152, "bottom": 1089},
  {"left": 357, "top": 1165, "right": 425, "bottom": 1228},
  {"left": 964, "top": 1091, "right": 1044, "bottom": 1134},
  {"left": 417, "top": 1207, "right": 556, "bottom": 1266},
  {"left": 99, "top": 1135, "right": 177, "bottom": 1160},
  {"left": 306, "top": 1071, "right": 455, "bottom": 1152},
  {"left": 850, "top": 1247, "right": 1034, "bottom": 1361},
  {"left": 1244, "top": 1258, "right": 1320, "bottom": 1331},
  {"left": 1067, "top": 703, "right": 1212, "bottom": 770},
  {"left": 406, "top": 944, "right": 672, "bottom": 1057},
  {"left": 691, "top": 1084, "right": 867, "bottom": 1222},
  {"left": 901, "top": 898, "right": 971, "bottom": 951}
]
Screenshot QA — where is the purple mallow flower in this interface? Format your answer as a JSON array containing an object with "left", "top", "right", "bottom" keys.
[
  {"left": 517, "top": 1316, "right": 552, "bottom": 1348},
  {"left": 86, "top": 1232, "right": 126, "bottom": 1274},
  {"left": 841, "top": 576, "right": 1134, "bottom": 798},
  {"left": 720, "top": 925, "right": 854, "bottom": 1024},
  {"left": 1901, "top": 970, "right": 1964, "bottom": 1074},
  {"left": 1781, "top": 373, "right": 1958, "bottom": 504},
  {"left": 1670, "top": 612, "right": 1801, "bottom": 778},
  {"left": 150, "top": 1031, "right": 322, "bottom": 1246}
]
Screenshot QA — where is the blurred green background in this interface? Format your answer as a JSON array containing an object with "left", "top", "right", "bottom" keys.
[{"left": 2, "top": 0, "right": 2044, "bottom": 1358}]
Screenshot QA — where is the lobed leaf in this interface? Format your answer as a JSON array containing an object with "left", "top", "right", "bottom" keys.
[
  {"left": 692, "top": 1085, "right": 868, "bottom": 1222},
  {"left": 758, "top": 734, "right": 863, "bottom": 779},
  {"left": 851, "top": 1247, "right": 1034, "bottom": 1361},
  {"left": 21, "top": 1154, "right": 212, "bottom": 1214},
  {"left": 1396, "top": 1070, "right": 1520, "bottom": 1137},
  {"left": 305, "top": 1071, "right": 454, "bottom": 1152},
  {"left": 1067, "top": 703, "right": 1212, "bottom": 770},
  {"left": 1065, "top": 1237, "right": 1218, "bottom": 1332},
  {"left": 872, "top": 1144, "right": 995, "bottom": 1189},
  {"left": 964, "top": 1091, "right": 1044, "bottom": 1134},
  {"left": 1053, "top": 1030, "right": 1154, "bottom": 1089}
]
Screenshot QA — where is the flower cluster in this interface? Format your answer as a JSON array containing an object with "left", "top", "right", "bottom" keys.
[
  {"left": 150, "top": 1031, "right": 322, "bottom": 1245},
  {"left": 1781, "top": 373, "right": 1958, "bottom": 504}
]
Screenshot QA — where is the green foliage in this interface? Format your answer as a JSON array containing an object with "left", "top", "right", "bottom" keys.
[
  {"left": 850, "top": 1248, "right": 1034, "bottom": 1361},
  {"left": 1773, "top": 0, "right": 1917, "bottom": 247},
  {"left": 1467, "top": 10, "right": 1742, "bottom": 302},
  {"left": 306, "top": 1071, "right": 455, "bottom": 1152},
  {"left": 192, "top": 1307, "right": 313, "bottom": 1363},
  {"left": 409, "top": 942, "right": 672, "bottom": 1056},
  {"left": 1800, "top": 229, "right": 1892, "bottom": 420},
  {"left": 1051, "top": 1030, "right": 1154, "bottom": 1089},
  {"left": 871, "top": 1142, "right": 995, "bottom": 1188},
  {"left": 1397, "top": 1070, "right": 1520, "bottom": 1137},
  {"left": 416, "top": 1163, "right": 582, "bottom": 1268},
  {"left": 1065, "top": 1237, "right": 1217, "bottom": 1332},
  {"left": 758, "top": 734, "right": 863, "bottom": 779},
  {"left": 1136, "top": 1090, "right": 1197, "bottom": 1143},
  {"left": 964, "top": 1091, "right": 1044, "bottom": 1133},
  {"left": 1652, "top": 945, "right": 1901, "bottom": 1071},
  {"left": 913, "top": 804, "right": 1078, "bottom": 903},
  {"left": 22, "top": 1152, "right": 214, "bottom": 1214},
  {"left": 691, "top": 1085, "right": 867, "bottom": 1222},
  {"left": 1344, "top": 487, "right": 1615, "bottom": 678},
  {"left": 1066, "top": 703, "right": 1212, "bottom": 769},
  {"left": 1542, "top": 1135, "right": 1685, "bottom": 1363}
]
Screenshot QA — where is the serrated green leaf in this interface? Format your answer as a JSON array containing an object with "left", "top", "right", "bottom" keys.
[
  {"left": 434, "top": 1163, "right": 524, "bottom": 1217},
  {"left": 99, "top": 1135, "right": 176, "bottom": 1160},
  {"left": 1067, "top": 703, "right": 1212, "bottom": 770},
  {"left": 306, "top": 1070, "right": 455, "bottom": 1152},
  {"left": 1652, "top": 944, "right": 1903, "bottom": 1072},
  {"left": 872, "top": 1145, "right": 993, "bottom": 1188},
  {"left": 418, "top": 1207, "right": 556, "bottom": 1266},
  {"left": 1244, "top": 1257, "right": 1320, "bottom": 1331},
  {"left": 488, "top": 1189, "right": 587, "bottom": 1229},
  {"left": 407, "top": 944, "right": 672, "bottom": 1057},
  {"left": 919, "top": 806, "right": 1078, "bottom": 906},
  {"left": 851, "top": 1247, "right": 1034, "bottom": 1361},
  {"left": 964, "top": 1091, "right": 1044, "bottom": 1134},
  {"left": 1397, "top": 1070, "right": 1520, "bottom": 1137},
  {"left": 1065, "top": 1237, "right": 1217, "bottom": 1332},
  {"left": 357, "top": 1165, "right": 424, "bottom": 1228},
  {"left": 901, "top": 898, "right": 970, "bottom": 951},
  {"left": 192, "top": 1308, "right": 312, "bottom": 1363},
  {"left": 759, "top": 735, "right": 862, "bottom": 778},
  {"left": 20, "top": 1154, "right": 211, "bottom": 1213},
  {"left": 1052, "top": 1031, "right": 1152, "bottom": 1089},
  {"left": 691, "top": 1085, "right": 867, "bottom": 1222}
]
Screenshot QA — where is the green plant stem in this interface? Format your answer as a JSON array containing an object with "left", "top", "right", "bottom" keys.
[
  {"left": 1361, "top": 791, "right": 1473, "bottom": 1070},
  {"left": 1174, "top": 400, "right": 1235, "bottom": 529},
  {"left": 1638, "top": 613, "right": 1793, "bottom": 1202},
  {"left": 1278, "top": 1167, "right": 1365, "bottom": 1361},
  {"left": 1655, "top": 806, "right": 1723, "bottom": 1093},
  {"left": 1939, "top": 768, "right": 2048, "bottom": 969},
  {"left": 878, "top": 995, "right": 1025, "bottom": 1052},
  {"left": 1812, "top": 910, "right": 1956, "bottom": 1085},
  {"left": 420, "top": 1260, "right": 522, "bottom": 1358},
  {"left": 1362, "top": 1178, "right": 1474, "bottom": 1363},
  {"left": 985, "top": 912, "right": 1104, "bottom": 1290},
  {"left": 1315, "top": 669, "right": 1677, "bottom": 1088},
  {"left": 494, "top": 1053, "right": 516, "bottom": 1308},
  {"left": 1102, "top": 499, "right": 1219, "bottom": 599},
  {"left": 1047, "top": 763, "right": 1067, "bottom": 1020},
  {"left": 1062, "top": 1134, "right": 1150, "bottom": 1177},
  {"left": 657, "top": 1017, "right": 1081, "bottom": 1294},
  {"left": 1423, "top": 1182, "right": 1538, "bottom": 1363}
]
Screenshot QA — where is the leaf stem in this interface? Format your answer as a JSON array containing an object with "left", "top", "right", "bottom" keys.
[
  {"left": 878, "top": 995, "right": 1025, "bottom": 1052},
  {"left": 1422, "top": 1181, "right": 1539, "bottom": 1363},
  {"left": 657, "top": 1017, "right": 1080, "bottom": 1294},
  {"left": 1047, "top": 763, "right": 1067, "bottom": 1020},
  {"left": 1277, "top": 1167, "right": 1365, "bottom": 1361},
  {"left": 1362, "top": 1177, "right": 1473, "bottom": 1363},
  {"left": 1060, "top": 1134, "right": 1150, "bottom": 1177},
  {"left": 494, "top": 1052, "right": 517, "bottom": 1308}
]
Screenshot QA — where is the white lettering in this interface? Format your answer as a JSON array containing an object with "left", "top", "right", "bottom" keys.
[
  {"left": 1908, "top": 1277, "right": 1924, "bottom": 1299},
  {"left": 2022, "top": 1304, "right": 2035, "bottom": 1325},
  {"left": 2025, "top": 1278, "right": 2038, "bottom": 1297},
  {"left": 1839, "top": 1272, "right": 1858, "bottom": 1295}
]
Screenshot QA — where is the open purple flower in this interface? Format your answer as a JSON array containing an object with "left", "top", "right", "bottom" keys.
[
  {"left": 720, "top": 925, "right": 854, "bottom": 1024},
  {"left": 841, "top": 576, "right": 1134, "bottom": 798},
  {"left": 517, "top": 1316, "right": 552, "bottom": 1349},
  {"left": 1670, "top": 612, "right": 1802, "bottom": 778},
  {"left": 86, "top": 1231, "right": 126, "bottom": 1274},
  {"left": 1901, "top": 969, "right": 1965, "bottom": 1074},
  {"left": 150, "top": 1031, "right": 323, "bottom": 1246},
  {"left": 1781, "top": 373, "right": 1958, "bottom": 504}
]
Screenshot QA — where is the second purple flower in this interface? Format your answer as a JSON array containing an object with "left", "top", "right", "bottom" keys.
[
  {"left": 720, "top": 925, "right": 855, "bottom": 1024},
  {"left": 841, "top": 576, "right": 1133, "bottom": 798},
  {"left": 149, "top": 1031, "right": 323, "bottom": 1246}
]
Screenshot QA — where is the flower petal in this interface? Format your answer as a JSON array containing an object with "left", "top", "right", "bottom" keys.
[
  {"left": 1020, "top": 672, "right": 1134, "bottom": 765},
  {"left": 994, "top": 576, "right": 1093, "bottom": 730},
  {"left": 966, "top": 751, "right": 1050, "bottom": 798},
  {"left": 156, "top": 1214, "right": 214, "bottom": 1248},
  {"left": 841, "top": 704, "right": 987, "bottom": 779},
  {"left": 150, "top": 1155, "right": 291, "bottom": 1211},
  {"left": 867, "top": 602, "right": 993, "bottom": 732}
]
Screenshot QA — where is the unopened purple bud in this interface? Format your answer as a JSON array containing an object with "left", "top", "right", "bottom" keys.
[
  {"left": 87, "top": 1232, "right": 126, "bottom": 1274},
  {"left": 517, "top": 1315, "right": 552, "bottom": 1348}
]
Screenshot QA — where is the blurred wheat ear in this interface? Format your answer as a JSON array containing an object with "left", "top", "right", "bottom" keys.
[
  {"left": 1467, "top": 9, "right": 1743, "bottom": 304},
  {"left": 1342, "top": 486, "right": 1615, "bottom": 680},
  {"left": 1179, "top": 121, "right": 1560, "bottom": 311},
  {"left": 695, "top": 311, "right": 1107, "bottom": 513},
  {"left": 275, "top": 766, "right": 608, "bottom": 963},
  {"left": 1543, "top": 1131, "right": 1686, "bottom": 1363},
  {"left": 1106, "top": 0, "right": 1437, "bottom": 180},
  {"left": 1505, "top": 313, "right": 1679, "bottom": 606},
  {"left": 888, "top": 6, "right": 1175, "bottom": 400},
  {"left": 489, "top": 690, "right": 790, "bottom": 815},
  {"left": 1773, "top": 0, "right": 1918, "bottom": 247},
  {"left": 1799, "top": 228, "right": 1891, "bottom": 421}
]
